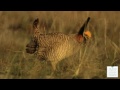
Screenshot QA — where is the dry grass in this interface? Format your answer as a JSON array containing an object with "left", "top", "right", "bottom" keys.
[{"left": 0, "top": 11, "right": 120, "bottom": 79}]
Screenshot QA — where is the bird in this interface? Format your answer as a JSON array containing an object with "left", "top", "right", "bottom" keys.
[{"left": 26, "top": 17, "right": 91, "bottom": 72}]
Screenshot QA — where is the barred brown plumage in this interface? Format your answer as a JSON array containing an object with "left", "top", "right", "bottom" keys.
[{"left": 26, "top": 17, "right": 91, "bottom": 71}]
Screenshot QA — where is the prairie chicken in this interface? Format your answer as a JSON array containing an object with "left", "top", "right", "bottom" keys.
[{"left": 26, "top": 17, "right": 91, "bottom": 71}]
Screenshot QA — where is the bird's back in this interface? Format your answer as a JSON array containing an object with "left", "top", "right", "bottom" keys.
[{"left": 36, "top": 32, "right": 81, "bottom": 62}]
